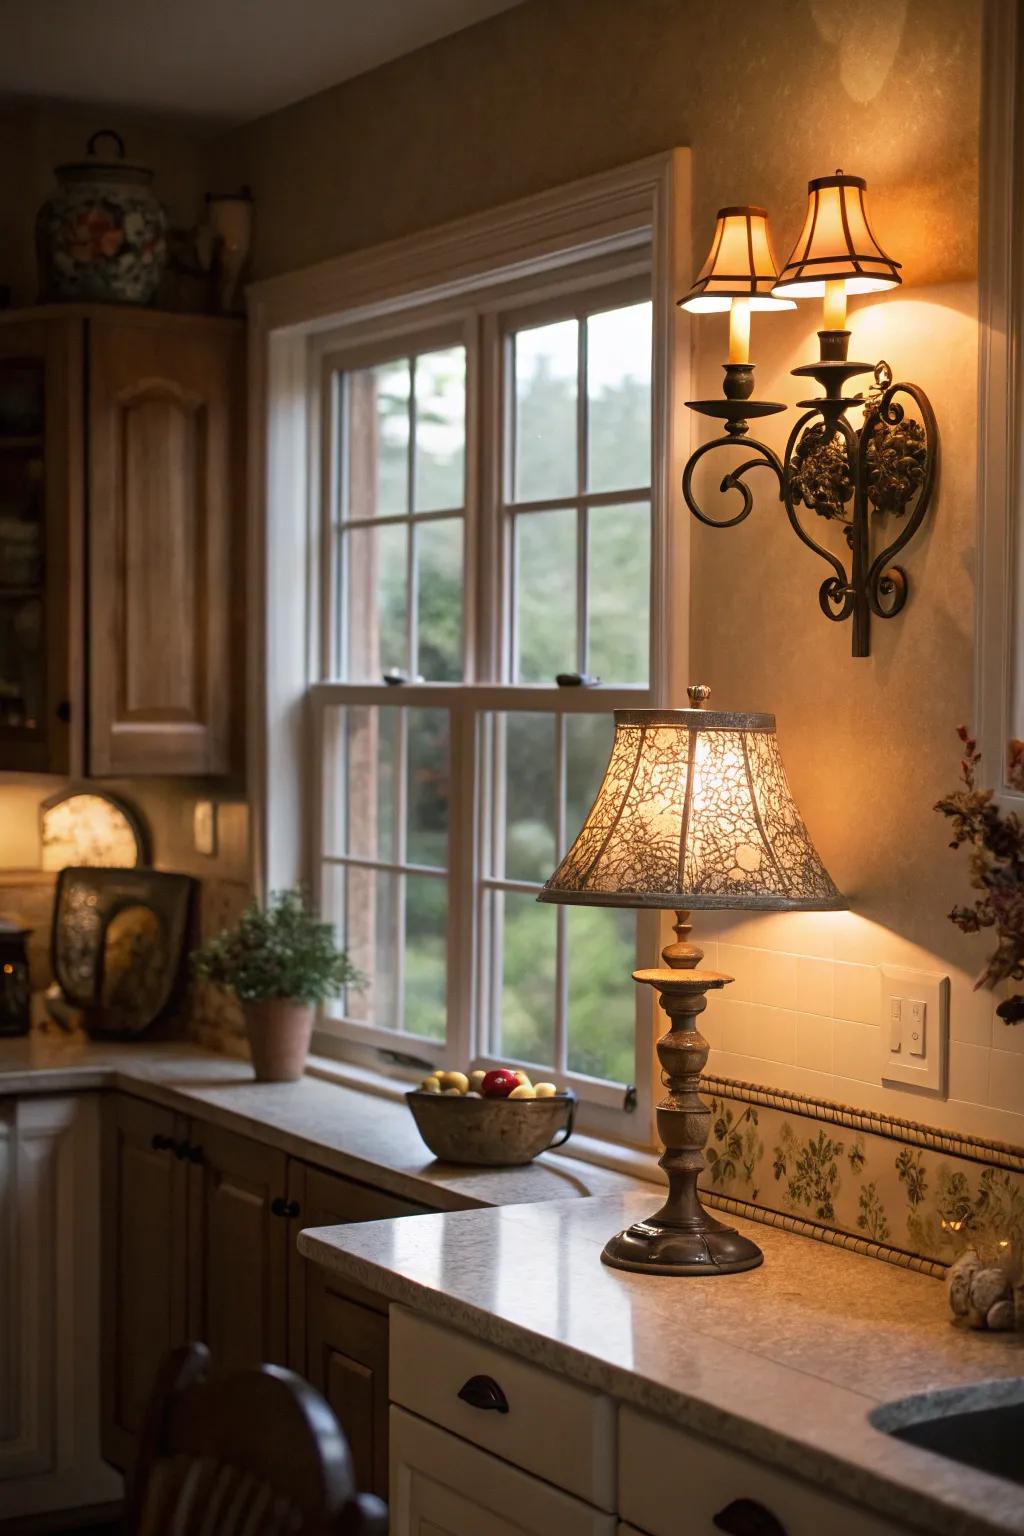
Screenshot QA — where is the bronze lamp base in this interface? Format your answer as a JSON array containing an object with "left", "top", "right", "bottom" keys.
[{"left": 601, "top": 911, "right": 764, "bottom": 1278}]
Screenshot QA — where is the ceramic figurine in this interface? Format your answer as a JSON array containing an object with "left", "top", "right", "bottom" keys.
[
  {"left": 947, "top": 1246, "right": 1019, "bottom": 1331},
  {"left": 36, "top": 130, "right": 167, "bottom": 305}
]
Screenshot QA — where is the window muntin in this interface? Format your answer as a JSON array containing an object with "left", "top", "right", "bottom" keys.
[
  {"left": 506, "top": 300, "right": 652, "bottom": 686},
  {"left": 479, "top": 707, "right": 639, "bottom": 1088},
  {"left": 336, "top": 342, "right": 467, "bottom": 683},
  {"left": 321, "top": 701, "right": 451, "bottom": 1045}
]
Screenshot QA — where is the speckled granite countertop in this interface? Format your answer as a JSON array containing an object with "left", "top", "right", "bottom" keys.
[
  {"left": 0, "top": 1033, "right": 651, "bottom": 1211},
  {"left": 300, "top": 1196, "right": 1024, "bottom": 1536}
]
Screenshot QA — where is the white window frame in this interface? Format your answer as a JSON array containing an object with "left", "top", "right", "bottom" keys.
[{"left": 247, "top": 151, "right": 695, "bottom": 1145}]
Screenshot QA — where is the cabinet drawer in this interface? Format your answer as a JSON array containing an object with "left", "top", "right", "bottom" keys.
[
  {"left": 619, "top": 1408, "right": 906, "bottom": 1536},
  {"left": 390, "top": 1307, "right": 616, "bottom": 1510},
  {"left": 391, "top": 1405, "right": 615, "bottom": 1536}
]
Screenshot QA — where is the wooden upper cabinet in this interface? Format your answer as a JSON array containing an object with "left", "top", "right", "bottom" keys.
[{"left": 88, "top": 313, "right": 244, "bottom": 775}]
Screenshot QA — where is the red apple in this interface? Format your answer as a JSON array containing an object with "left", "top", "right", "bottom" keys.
[{"left": 481, "top": 1068, "right": 519, "bottom": 1099}]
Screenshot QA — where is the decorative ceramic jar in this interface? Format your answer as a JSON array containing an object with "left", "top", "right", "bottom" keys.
[{"left": 36, "top": 130, "right": 167, "bottom": 306}]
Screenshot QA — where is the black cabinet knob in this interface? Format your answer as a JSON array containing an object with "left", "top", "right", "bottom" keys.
[
  {"left": 186, "top": 1143, "right": 204, "bottom": 1165},
  {"left": 55, "top": 699, "right": 71, "bottom": 724},
  {"left": 457, "top": 1375, "right": 509, "bottom": 1414},
  {"left": 150, "top": 1133, "right": 173, "bottom": 1152},
  {"left": 713, "top": 1499, "right": 788, "bottom": 1536},
  {"left": 173, "top": 1140, "right": 191, "bottom": 1160},
  {"left": 271, "top": 1197, "right": 301, "bottom": 1219}
]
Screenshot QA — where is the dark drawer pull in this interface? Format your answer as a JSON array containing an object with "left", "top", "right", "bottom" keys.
[
  {"left": 713, "top": 1499, "right": 788, "bottom": 1536},
  {"left": 186, "top": 1142, "right": 204, "bottom": 1165},
  {"left": 271, "top": 1197, "right": 301, "bottom": 1219},
  {"left": 457, "top": 1374, "right": 509, "bottom": 1414},
  {"left": 150, "top": 1133, "right": 174, "bottom": 1152}
]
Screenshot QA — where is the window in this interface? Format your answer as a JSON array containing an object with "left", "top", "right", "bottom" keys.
[{"left": 311, "top": 270, "right": 657, "bottom": 1130}]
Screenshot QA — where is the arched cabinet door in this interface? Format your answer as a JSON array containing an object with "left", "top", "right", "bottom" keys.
[{"left": 87, "top": 313, "right": 244, "bottom": 776}]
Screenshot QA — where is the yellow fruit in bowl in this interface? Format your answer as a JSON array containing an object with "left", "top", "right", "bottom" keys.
[
  {"left": 508, "top": 1083, "right": 537, "bottom": 1099},
  {"left": 421, "top": 1076, "right": 441, "bottom": 1093},
  {"left": 513, "top": 1070, "right": 532, "bottom": 1087},
  {"left": 534, "top": 1082, "right": 557, "bottom": 1098},
  {"left": 439, "top": 1071, "right": 470, "bottom": 1093}
]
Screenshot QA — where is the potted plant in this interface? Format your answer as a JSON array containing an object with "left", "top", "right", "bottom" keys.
[{"left": 192, "top": 887, "right": 358, "bottom": 1081}]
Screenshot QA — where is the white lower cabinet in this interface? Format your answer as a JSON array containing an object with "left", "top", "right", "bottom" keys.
[
  {"left": 390, "top": 1407, "right": 617, "bottom": 1536},
  {"left": 618, "top": 1407, "right": 907, "bottom": 1536},
  {"left": 0, "top": 1094, "right": 122, "bottom": 1519}
]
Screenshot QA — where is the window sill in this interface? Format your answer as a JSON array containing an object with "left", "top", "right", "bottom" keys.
[{"left": 305, "top": 1052, "right": 664, "bottom": 1188}]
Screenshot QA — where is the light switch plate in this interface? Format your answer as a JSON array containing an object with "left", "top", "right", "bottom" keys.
[{"left": 880, "top": 966, "right": 949, "bottom": 1095}]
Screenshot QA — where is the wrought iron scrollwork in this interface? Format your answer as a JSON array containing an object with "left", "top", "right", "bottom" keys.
[{"left": 682, "top": 359, "right": 937, "bottom": 657}]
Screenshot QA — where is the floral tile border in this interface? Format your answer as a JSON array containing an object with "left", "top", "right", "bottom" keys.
[{"left": 698, "top": 1075, "right": 1024, "bottom": 1270}]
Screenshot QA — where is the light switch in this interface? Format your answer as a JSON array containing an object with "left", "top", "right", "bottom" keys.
[{"left": 880, "top": 967, "right": 948, "bottom": 1096}]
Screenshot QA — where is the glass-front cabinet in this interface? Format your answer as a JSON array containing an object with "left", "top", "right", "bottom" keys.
[{"left": 0, "top": 318, "right": 77, "bottom": 775}]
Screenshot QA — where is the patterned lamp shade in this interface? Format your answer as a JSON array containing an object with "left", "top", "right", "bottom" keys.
[
  {"left": 678, "top": 205, "right": 795, "bottom": 312},
  {"left": 539, "top": 699, "right": 845, "bottom": 912},
  {"left": 772, "top": 172, "right": 902, "bottom": 298}
]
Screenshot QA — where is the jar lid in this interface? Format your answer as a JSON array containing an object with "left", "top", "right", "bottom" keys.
[{"left": 56, "top": 129, "right": 153, "bottom": 186}]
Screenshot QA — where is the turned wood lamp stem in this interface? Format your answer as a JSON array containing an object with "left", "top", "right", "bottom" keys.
[{"left": 601, "top": 908, "right": 764, "bottom": 1276}]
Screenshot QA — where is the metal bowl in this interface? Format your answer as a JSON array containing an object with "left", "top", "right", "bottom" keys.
[{"left": 406, "top": 1089, "right": 577, "bottom": 1166}]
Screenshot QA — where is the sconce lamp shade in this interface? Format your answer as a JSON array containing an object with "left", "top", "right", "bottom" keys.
[
  {"left": 538, "top": 706, "right": 845, "bottom": 912},
  {"left": 678, "top": 206, "right": 796, "bottom": 313},
  {"left": 773, "top": 173, "right": 902, "bottom": 298}
]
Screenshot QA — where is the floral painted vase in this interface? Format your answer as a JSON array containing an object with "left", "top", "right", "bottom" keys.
[{"left": 36, "top": 130, "right": 167, "bottom": 306}]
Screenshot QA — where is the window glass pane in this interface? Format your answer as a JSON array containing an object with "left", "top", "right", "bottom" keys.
[
  {"left": 328, "top": 704, "right": 398, "bottom": 862},
  {"left": 0, "top": 595, "right": 42, "bottom": 730},
  {"left": 567, "top": 905, "right": 636, "bottom": 1083},
  {"left": 515, "top": 507, "right": 576, "bottom": 683},
  {"left": 513, "top": 319, "right": 577, "bottom": 502},
  {"left": 415, "top": 518, "right": 463, "bottom": 681},
  {"left": 499, "top": 891, "right": 556, "bottom": 1067},
  {"left": 341, "top": 865, "right": 401, "bottom": 1030},
  {"left": 564, "top": 712, "right": 615, "bottom": 854},
  {"left": 404, "top": 873, "right": 447, "bottom": 1041},
  {"left": 502, "top": 712, "right": 556, "bottom": 882},
  {"left": 414, "top": 347, "right": 465, "bottom": 513},
  {"left": 344, "top": 522, "right": 407, "bottom": 680},
  {"left": 587, "top": 501, "right": 650, "bottom": 685},
  {"left": 319, "top": 861, "right": 348, "bottom": 1018},
  {"left": 407, "top": 709, "right": 449, "bottom": 869},
  {"left": 586, "top": 302, "right": 652, "bottom": 494},
  {"left": 344, "top": 359, "right": 410, "bottom": 518}
]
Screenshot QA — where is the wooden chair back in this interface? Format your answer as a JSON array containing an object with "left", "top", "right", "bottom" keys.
[{"left": 129, "top": 1343, "right": 387, "bottom": 1536}]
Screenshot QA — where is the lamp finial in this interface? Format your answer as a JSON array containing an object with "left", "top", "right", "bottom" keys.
[{"left": 687, "top": 684, "right": 712, "bottom": 707}]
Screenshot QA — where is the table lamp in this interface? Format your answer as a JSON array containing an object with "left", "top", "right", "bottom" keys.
[{"left": 538, "top": 686, "right": 845, "bottom": 1276}]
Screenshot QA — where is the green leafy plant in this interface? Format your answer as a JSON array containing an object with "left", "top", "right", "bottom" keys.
[
  {"left": 191, "top": 887, "right": 359, "bottom": 1005},
  {"left": 935, "top": 728, "right": 1024, "bottom": 1022}
]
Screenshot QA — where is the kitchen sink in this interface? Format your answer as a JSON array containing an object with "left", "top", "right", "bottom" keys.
[{"left": 870, "top": 1380, "right": 1024, "bottom": 1486}]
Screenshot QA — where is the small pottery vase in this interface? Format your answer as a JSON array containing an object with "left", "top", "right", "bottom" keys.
[
  {"left": 36, "top": 129, "right": 167, "bottom": 306},
  {"left": 243, "top": 999, "right": 314, "bottom": 1082}
]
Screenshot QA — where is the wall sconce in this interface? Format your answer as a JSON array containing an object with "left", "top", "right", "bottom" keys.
[{"left": 680, "top": 172, "right": 937, "bottom": 658}]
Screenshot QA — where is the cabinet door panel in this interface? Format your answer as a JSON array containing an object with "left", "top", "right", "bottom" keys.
[
  {"left": 88, "top": 314, "right": 243, "bottom": 775},
  {"left": 296, "top": 1162, "right": 432, "bottom": 1499},
  {"left": 101, "top": 1094, "right": 187, "bottom": 1471},
  {"left": 390, "top": 1407, "right": 614, "bottom": 1536},
  {"left": 190, "top": 1121, "right": 288, "bottom": 1374}
]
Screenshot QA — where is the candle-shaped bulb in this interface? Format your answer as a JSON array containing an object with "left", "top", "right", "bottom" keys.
[
  {"left": 727, "top": 298, "right": 751, "bottom": 365},
  {"left": 822, "top": 279, "right": 847, "bottom": 333}
]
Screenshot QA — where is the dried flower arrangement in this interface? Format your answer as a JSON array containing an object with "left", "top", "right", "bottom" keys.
[{"left": 935, "top": 728, "right": 1024, "bottom": 1024}]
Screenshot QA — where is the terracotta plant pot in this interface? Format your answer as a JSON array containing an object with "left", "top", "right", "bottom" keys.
[{"left": 242, "top": 999, "right": 314, "bottom": 1082}]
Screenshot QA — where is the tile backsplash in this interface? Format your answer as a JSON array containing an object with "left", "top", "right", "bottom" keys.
[{"left": 693, "top": 909, "right": 1024, "bottom": 1153}]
